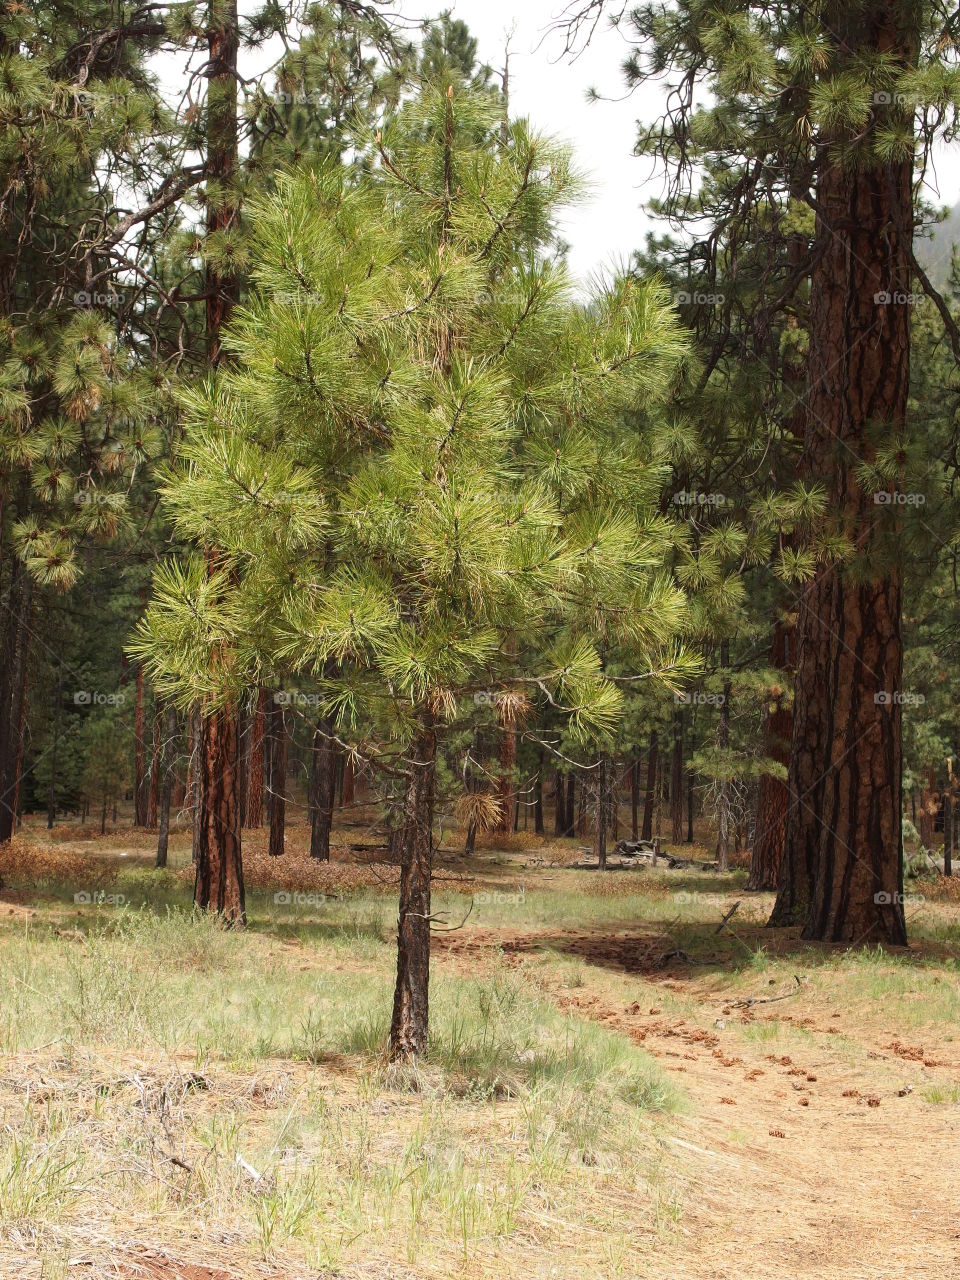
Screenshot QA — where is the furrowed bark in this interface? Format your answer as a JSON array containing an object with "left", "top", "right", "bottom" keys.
[
  {"left": 193, "top": 707, "right": 244, "bottom": 924},
  {"left": 773, "top": 3, "right": 912, "bottom": 944},
  {"left": 389, "top": 720, "right": 437, "bottom": 1060}
]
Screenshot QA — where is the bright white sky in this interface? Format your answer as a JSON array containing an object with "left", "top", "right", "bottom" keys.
[
  {"left": 397, "top": 0, "right": 675, "bottom": 281},
  {"left": 396, "top": 0, "right": 960, "bottom": 281},
  {"left": 162, "top": 0, "right": 960, "bottom": 284}
]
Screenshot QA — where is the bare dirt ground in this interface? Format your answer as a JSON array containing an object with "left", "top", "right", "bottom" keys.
[{"left": 436, "top": 918, "right": 960, "bottom": 1280}]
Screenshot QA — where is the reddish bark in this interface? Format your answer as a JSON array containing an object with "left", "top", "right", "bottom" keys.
[
  {"left": 194, "top": 707, "right": 244, "bottom": 924},
  {"left": 389, "top": 720, "right": 437, "bottom": 1059}
]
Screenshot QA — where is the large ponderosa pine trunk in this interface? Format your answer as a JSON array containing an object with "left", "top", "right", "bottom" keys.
[
  {"left": 194, "top": 708, "right": 245, "bottom": 922},
  {"left": 193, "top": 0, "right": 243, "bottom": 907},
  {"left": 772, "top": 2, "right": 913, "bottom": 944},
  {"left": 389, "top": 720, "right": 437, "bottom": 1060}
]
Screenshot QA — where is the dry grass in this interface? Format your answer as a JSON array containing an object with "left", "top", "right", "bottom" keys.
[{"left": 3, "top": 822, "right": 960, "bottom": 1279}]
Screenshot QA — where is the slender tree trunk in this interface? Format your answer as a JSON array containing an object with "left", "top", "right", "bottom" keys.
[
  {"left": 534, "top": 750, "right": 544, "bottom": 835},
  {"left": 631, "top": 756, "right": 640, "bottom": 840},
  {"left": 245, "top": 687, "right": 265, "bottom": 828},
  {"left": 146, "top": 704, "right": 161, "bottom": 829},
  {"left": 389, "top": 719, "right": 437, "bottom": 1060},
  {"left": 100, "top": 798, "right": 107, "bottom": 835},
  {"left": 671, "top": 709, "right": 684, "bottom": 843},
  {"left": 593, "top": 755, "right": 607, "bottom": 870},
  {"left": 268, "top": 697, "right": 287, "bottom": 857},
  {"left": 716, "top": 641, "right": 732, "bottom": 872},
  {"left": 609, "top": 763, "right": 619, "bottom": 840},
  {"left": 309, "top": 719, "right": 335, "bottom": 860},
  {"left": 342, "top": 751, "right": 354, "bottom": 808},
  {"left": 641, "top": 731, "right": 658, "bottom": 842},
  {"left": 47, "top": 664, "right": 62, "bottom": 830},
  {"left": 773, "top": 14, "right": 911, "bottom": 943},
  {"left": 188, "top": 706, "right": 200, "bottom": 864},
  {"left": 495, "top": 722, "right": 517, "bottom": 835},
  {"left": 237, "top": 698, "right": 249, "bottom": 828},
  {"left": 944, "top": 783, "right": 953, "bottom": 878},
  {"left": 686, "top": 763, "right": 695, "bottom": 843},
  {"left": 564, "top": 773, "right": 575, "bottom": 837},
  {"left": 134, "top": 665, "right": 147, "bottom": 827},
  {"left": 918, "top": 768, "right": 937, "bottom": 850},
  {"left": 156, "top": 703, "right": 177, "bottom": 869},
  {"left": 553, "top": 768, "right": 566, "bottom": 837},
  {"left": 0, "top": 564, "right": 33, "bottom": 843},
  {"left": 194, "top": 707, "right": 244, "bottom": 924}
]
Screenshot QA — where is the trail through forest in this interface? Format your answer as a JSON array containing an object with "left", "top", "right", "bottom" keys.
[{"left": 437, "top": 924, "right": 960, "bottom": 1279}]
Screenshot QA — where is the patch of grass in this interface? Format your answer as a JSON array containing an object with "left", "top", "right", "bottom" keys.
[{"left": 921, "top": 1082, "right": 960, "bottom": 1104}]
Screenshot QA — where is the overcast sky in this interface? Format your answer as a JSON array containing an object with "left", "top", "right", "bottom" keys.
[{"left": 396, "top": 0, "right": 960, "bottom": 282}]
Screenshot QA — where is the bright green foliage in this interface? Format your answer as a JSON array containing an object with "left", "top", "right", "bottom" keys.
[{"left": 134, "top": 80, "right": 693, "bottom": 768}]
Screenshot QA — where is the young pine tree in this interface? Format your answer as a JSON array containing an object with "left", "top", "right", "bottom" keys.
[{"left": 134, "top": 79, "right": 689, "bottom": 1057}]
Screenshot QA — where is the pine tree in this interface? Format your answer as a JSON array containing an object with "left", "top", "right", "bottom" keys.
[
  {"left": 560, "top": 0, "right": 960, "bottom": 941},
  {"left": 134, "top": 77, "right": 690, "bottom": 1057}
]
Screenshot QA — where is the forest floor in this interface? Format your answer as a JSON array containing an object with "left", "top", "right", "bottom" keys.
[{"left": 1, "top": 811, "right": 959, "bottom": 1279}]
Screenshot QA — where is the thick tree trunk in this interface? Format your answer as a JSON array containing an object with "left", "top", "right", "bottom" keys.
[
  {"left": 268, "top": 697, "right": 287, "bottom": 857},
  {"left": 641, "top": 732, "right": 658, "bottom": 842},
  {"left": 772, "top": 20, "right": 911, "bottom": 943},
  {"left": 0, "top": 563, "right": 33, "bottom": 843},
  {"left": 671, "top": 710, "right": 683, "bottom": 844},
  {"left": 245, "top": 687, "right": 265, "bottom": 828},
  {"left": 193, "top": 707, "right": 244, "bottom": 924},
  {"left": 749, "top": 619, "right": 795, "bottom": 889},
  {"left": 309, "top": 719, "right": 335, "bottom": 860},
  {"left": 389, "top": 720, "right": 437, "bottom": 1060},
  {"left": 156, "top": 704, "right": 177, "bottom": 869}
]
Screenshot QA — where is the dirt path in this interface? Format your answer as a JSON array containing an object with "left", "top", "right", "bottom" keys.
[{"left": 437, "top": 926, "right": 960, "bottom": 1280}]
